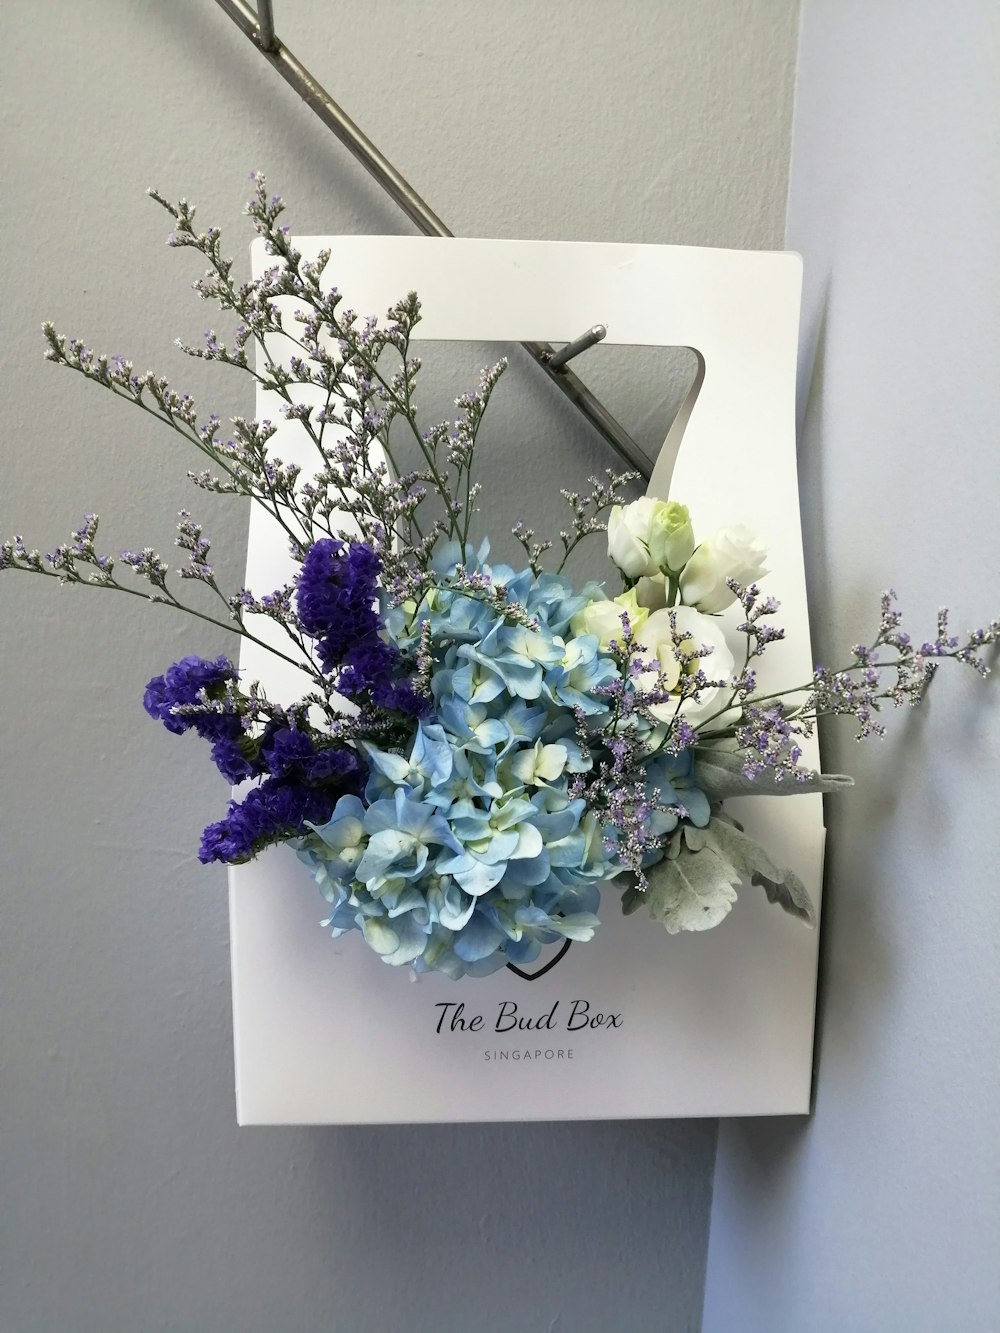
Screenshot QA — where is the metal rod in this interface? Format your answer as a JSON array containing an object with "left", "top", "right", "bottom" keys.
[
  {"left": 216, "top": 0, "right": 451, "bottom": 237},
  {"left": 255, "top": 0, "right": 276, "bottom": 52},
  {"left": 546, "top": 323, "right": 607, "bottom": 370},
  {"left": 212, "top": 0, "right": 651, "bottom": 478}
]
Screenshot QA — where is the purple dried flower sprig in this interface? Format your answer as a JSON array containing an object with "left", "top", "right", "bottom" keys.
[
  {"left": 685, "top": 582, "right": 1000, "bottom": 781},
  {"left": 0, "top": 511, "right": 311, "bottom": 679},
  {"left": 557, "top": 470, "right": 643, "bottom": 574},
  {"left": 570, "top": 610, "right": 724, "bottom": 882},
  {"left": 16, "top": 175, "right": 633, "bottom": 720},
  {"left": 149, "top": 177, "right": 509, "bottom": 579},
  {"left": 138, "top": 637, "right": 416, "bottom": 863}
]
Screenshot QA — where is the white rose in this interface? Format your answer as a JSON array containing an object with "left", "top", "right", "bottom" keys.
[
  {"left": 634, "top": 604, "right": 736, "bottom": 728},
  {"left": 606, "top": 498, "right": 661, "bottom": 579},
  {"left": 570, "top": 589, "right": 649, "bottom": 650},
  {"left": 679, "top": 526, "right": 768, "bottom": 614}
]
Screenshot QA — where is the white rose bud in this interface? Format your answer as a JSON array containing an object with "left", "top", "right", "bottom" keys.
[
  {"left": 606, "top": 497, "right": 661, "bottom": 579},
  {"left": 679, "top": 525, "right": 768, "bottom": 614},
  {"left": 648, "top": 500, "right": 695, "bottom": 573}
]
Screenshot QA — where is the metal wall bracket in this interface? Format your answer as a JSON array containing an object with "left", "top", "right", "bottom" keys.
[{"left": 211, "top": 0, "right": 651, "bottom": 478}]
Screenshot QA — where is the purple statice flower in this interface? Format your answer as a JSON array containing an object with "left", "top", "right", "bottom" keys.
[
  {"left": 296, "top": 538, "right": 428, "bottom": 716},
  {"left": 210, "top": 736, "right": 259, "bottom": 784},
  {"left": 296, "top": 538, "right": 382, "bottom": 671},
  {"left": 143, "top": 656, "right": 240, "bottom": 741},
  {"left": 338, "top": 636, "right": 400, "bottom": 700},
  {"left": 338, "top": 637, "right": 430, "bottom": 717},
  {"left": 197, "top": 765, "right": 364, "bottom": 864},
  {"left": 259, "top": 724, "right": 315, "bottom": 776},
  {"left": 259, "top": 724, "right": 367, "bottom": 786},
  {"left": 210, "top": 720, "right": 368, "bottom": 791},
  {"left": 371, "top": 676, "right": 432, "bottom": 717}
]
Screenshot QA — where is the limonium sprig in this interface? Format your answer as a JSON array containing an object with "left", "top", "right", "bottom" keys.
[{"left": 3, "top": 176, "right": 997, "bottom": 976}]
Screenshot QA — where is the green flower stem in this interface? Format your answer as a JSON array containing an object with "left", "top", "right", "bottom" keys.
[
  {"left": 555, "top": 525, "right": 604, "bottom": 575},
  {"left": 375, "top": 426, "right": 425, "bottom": 545},
  {"left": 554, "top": 540, "right": 582, "bottom": 576},
  {"left": 58, "top": 362, "right": 308, "bottom": 555},
  {"left": 4, "top": 562, "right": 311, "bottom": 676},
  {"left": 203, "top": 575, "right": 323, "bottom": 679},
  {"left": 157, "top": 591, "right": 316, "bottom": 679},
  {"left": 690, "top": 646, "right": 942, "bottom": 742},
  {"left": 256, "top": 224, "right": 461, "bottom": 549},
  {"left": 393, "top": 329, "right": 461, "bottom": 545},
  {"left": 160, "top": 214, "right": 369, "bottom": 550}
]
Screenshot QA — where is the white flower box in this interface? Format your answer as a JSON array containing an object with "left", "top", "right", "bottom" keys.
[{"left": 229, "top": 237, "right": 823, "bottom": 1123}]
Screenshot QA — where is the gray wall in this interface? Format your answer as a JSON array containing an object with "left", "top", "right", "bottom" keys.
[
  {"left": 0, "top": 3, "right": 800, "bottom": 1330},
  {"left": 702, "top": 3, "right": 1000, "bottom": 1330}
]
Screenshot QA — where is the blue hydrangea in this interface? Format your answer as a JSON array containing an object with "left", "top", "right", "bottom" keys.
[
  {"left": 296, "top": 556, "right": 660, "bottom": 977},
  {"left": 148, "top": 547, "right": 712, "bottom": 961}
]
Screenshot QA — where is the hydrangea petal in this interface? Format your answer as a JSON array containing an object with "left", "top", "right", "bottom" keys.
[{"left": 453, "top": 912, "right": 507, "bottom": 962}]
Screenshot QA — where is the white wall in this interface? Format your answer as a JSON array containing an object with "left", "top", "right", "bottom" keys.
[
  {"left": 703, "top": 3, "right": 1000, "bottom": 1329},
  {"left": 0, "top": 3, "right": 800, "bottom": 1329}
]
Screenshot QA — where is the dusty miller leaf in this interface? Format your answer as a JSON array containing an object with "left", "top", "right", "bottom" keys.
[
  {"left": 684, "top": 818, "right": 817, "bottom": 926},
  {"left": 639, "top": 838, "right": 741, "bottom": 934},
  {"left": 751, "top": 865, "right": 816, "bottom": 925},
  {"left": 694, "top": 746, "right": 853, "bottom": 804}
]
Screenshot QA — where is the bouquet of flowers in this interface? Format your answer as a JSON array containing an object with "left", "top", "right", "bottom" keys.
[{"left": 4, "top": 177, "right": 996, "bottom": 980}]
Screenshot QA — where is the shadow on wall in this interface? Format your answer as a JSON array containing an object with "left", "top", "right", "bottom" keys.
[
  {"left": 235, "top": 1116, "right": 717, "bottom": 1319},
  {"left": 720, "top": 290, "right": 952, "bottom": 1172}
]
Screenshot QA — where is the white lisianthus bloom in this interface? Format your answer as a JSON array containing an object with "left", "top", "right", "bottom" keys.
[
  {"left": 606, "top": 497, "right": 661, "bottom": 578},
  {"left": 570, "top": 588, "right": 649, "bottom": 650},
  {"left": 679, "top": 526, "right": 768, "bottom": 614},
  {"left": 634, "top": 604, "right": 736, "bottom": 728}
]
